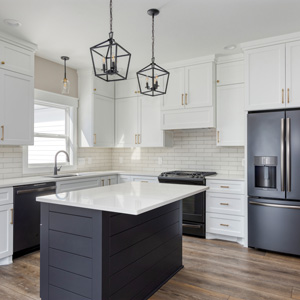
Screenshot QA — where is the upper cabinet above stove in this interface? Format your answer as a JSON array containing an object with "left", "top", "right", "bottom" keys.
[{"left": 242, "top": 33, "right": 300, "bottom": 111}]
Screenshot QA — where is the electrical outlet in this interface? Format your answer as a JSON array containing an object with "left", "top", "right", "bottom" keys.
[
  {"left": 119, "top": 157, "right": 123, "bottom": 164},
  {"left": 158, "top": 157, "right": 163, "bottom": 165}
]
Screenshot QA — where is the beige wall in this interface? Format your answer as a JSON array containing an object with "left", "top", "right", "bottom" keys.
[{"left": 34, "top": 56, "right": 78, "bottom": 98}]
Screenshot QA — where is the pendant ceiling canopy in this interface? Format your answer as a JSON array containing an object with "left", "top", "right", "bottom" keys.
[
  {"left": 90, "top": 0, "right": 131, "bottom": 82},
  {"left": 136, "top": 9, "right": 170, "bottom": 97}
]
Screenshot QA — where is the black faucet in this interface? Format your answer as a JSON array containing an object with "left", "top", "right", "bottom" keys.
[{"left": 54, "top": 150, "right": 70, "bottom": 175}]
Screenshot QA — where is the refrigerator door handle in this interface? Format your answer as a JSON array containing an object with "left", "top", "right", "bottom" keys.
[
  {"left": 281, "top": 118, "right": 285, "bottom": 191},
  {"left": 286, "top": 118, "right": 291, "bottom": 192},
  {"left": 249, "top": 201, "right": 300, "bottom": 210}
]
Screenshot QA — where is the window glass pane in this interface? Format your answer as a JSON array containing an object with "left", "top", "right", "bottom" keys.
[
  {"left": 34, "top": 104, "right": 66, "bottom": 135},
  {"left": 28, "top": 137, "right": 67, "bottom": 164}
]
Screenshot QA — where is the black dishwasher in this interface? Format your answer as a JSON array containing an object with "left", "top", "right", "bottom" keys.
[{"left": 13, "top": 182, "right": 56, "bottom": 258}]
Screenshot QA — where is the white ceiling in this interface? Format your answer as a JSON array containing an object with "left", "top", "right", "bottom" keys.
[{"left": 1, "top": 0, "right": 300, "bottom": 71}]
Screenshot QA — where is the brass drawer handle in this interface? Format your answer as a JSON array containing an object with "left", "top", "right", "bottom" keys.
[
  {"left": 10, "top": 209, "right": 13, "bottom": 225},
  {"left": 287, "top": 88, "right": 290, "bottom": 103},
  {"left": 185, "top": 93, "right": 188, "bottom": 105},
  {"left": 220, "top": 203, "right": 229, "bottom": 206},
  {"left": 101, "top": 179, "right": 105, "bottom": 186},
  {"left": 220, "top": 185, "right": 230, "bottom": 189},
  {"left": 282, "top": 89, "right": 284, "bottom": 104},
  {"left": 93, "top": 134, "right": 96, "bottom": 145},
  {"left": 94, "top": 88, "right": 96, "bottom": 91},
  {"left": 1, "top": 125, "right": 4, "bottom": 141},
  {"left": 138, "top": 134, "right": 141, "bottom": 144},
  {"left": 217, "top": 131, "right": 220, "bottom": 143},
  {"left": 1, "top": 61, "right": 5, "bottom": 65},
  {"left": 108, "top": 178, "right": 111, "bottom": 185},
  {"left": 220, "top": 224, "right": 229, "bottom": 227},
  {"left": 141, "top": 181, "right": 149, "bottom": 183},
  {"left": 181, "top": 94, "right": 184, "bottom": 105},
  {"left": 217, "top": 80, "right": 220, "bottom": 83},
  {"left": 135, "top": 134, "right": 137, "bottom": 144}
]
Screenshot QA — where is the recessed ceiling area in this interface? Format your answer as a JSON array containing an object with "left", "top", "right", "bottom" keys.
[{"left": 1, "top": 0, "right": 300, "bottom": 70}]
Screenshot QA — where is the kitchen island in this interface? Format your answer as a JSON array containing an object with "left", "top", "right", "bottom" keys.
[{"left": 37, "top": 182, "right": 208, "bottom": 300}]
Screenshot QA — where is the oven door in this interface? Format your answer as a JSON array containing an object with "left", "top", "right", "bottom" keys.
[{"left": 182, "top": 192, "right": 205, "bottom": 223}]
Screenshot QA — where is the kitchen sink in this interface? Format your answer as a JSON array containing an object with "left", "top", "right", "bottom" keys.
[{"left": 45, "top": 174, "right": 82, "bottom": 178}]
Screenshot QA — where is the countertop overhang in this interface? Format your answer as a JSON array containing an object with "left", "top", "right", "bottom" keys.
[{"left": 37, "top": 182, "right": 209, "bottom": 215}]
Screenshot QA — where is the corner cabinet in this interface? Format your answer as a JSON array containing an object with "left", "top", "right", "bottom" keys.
[
  {"left": 0, "top": 33, "right": 36, "bottom": 145},
  {"left": 161, "top": 61, "right": 216, "bottom": 130},
  {"left": 78, "top": 70, "right": 115, "bottom": 147},
  {"left": 244, "top": 40, "right": 300, "bottom": 111},
  {"left": 0, "top": 188, "right": 13, "bottom": 266},
  {"left": 216, "top": 56, "right": 245, "bottom": 146}
]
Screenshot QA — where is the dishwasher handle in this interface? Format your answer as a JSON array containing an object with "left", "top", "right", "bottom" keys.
[{"left": 16, "top": 186, "right": 56, "bottom": 195}]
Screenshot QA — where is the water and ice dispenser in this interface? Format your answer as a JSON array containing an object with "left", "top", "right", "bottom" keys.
[{"left": 254, "top": 156, "right": 277, "bottom": 189}]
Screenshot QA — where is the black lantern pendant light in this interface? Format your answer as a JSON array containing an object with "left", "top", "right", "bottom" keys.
[
  {"left": 90, "top": 0, "right": 131, "bottom": 82},
  {"left": 61, "top": 56, "right": 70, "bottom": 94},
  {"left": 136, "top": 9, "right": 170, "bottom": 97}
]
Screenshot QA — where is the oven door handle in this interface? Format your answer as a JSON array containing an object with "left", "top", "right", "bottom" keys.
[{"left": 182, "top": 223, "right": 202, "bottom": 229}]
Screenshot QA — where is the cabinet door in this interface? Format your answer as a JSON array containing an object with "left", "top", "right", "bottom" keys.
[
  {"left": 286, "top": 40, "right": 300, "bottom": 108},
  {"left": 0, "top": 204, "right": 13, "bottom": 260},
  {"left": 185, "top": 63, "right": 214, "bottom": 108},
  {"left": 94, "top": 77, "right": 114, "bottom": 99},
  {"left": 217, "top": 84, "right": 245, "bottom": 146},
  {"left": 245, "top": 44, "right": 286, "bottom": 111},
  {"left": 217, "top": 60, "right": 244, "bottom": 86},
  {"left": 139, "top": 96, "right": 164, "bottom": 147},
  {"left": 0, "top": 41, "right": 34, "bottom": 76},
  {"left": 93, "top": 95, "right": 114, "bottom": 147},
  {"left": 161, "top": 67, "right": 185, "bottom": 110},
  {"left": 0, "top": 70, "right": 34, "bottom": 145},
  {"left": 115, "top": 78, "right": 139, "bottom": 99},
  {"left": 115, "top": 98, "right": 138, "bottom": 147}
]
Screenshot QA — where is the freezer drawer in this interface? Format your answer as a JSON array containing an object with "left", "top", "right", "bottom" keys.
[{"left": 248, "top": 197, "right": 300, "bottom": 256}]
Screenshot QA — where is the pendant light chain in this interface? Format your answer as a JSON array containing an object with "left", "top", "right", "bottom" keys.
[
  {"left": 152, "top": 13, "right": 155, "bottom": 62},
  {"left": 110, "top": 0, "right": 113, "bottom": 33}
]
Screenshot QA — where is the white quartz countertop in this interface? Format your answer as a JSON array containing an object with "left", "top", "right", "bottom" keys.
[{"left": 37, "top": 182, "right": 209, "bottom": 215}]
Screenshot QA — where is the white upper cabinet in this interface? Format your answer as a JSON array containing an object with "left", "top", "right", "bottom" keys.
[
  {"left": 217, "top": 84, "right": 245, "bottom": 146},
  {"left": 93, "top": 95, "right": 114, "bottom": 147},
  {"left": 78, "top": 70, "right": 114, "bottom": 147},
  {"left": 115, "top": 97, "right": 138, "bottom": 147},
  {"left": 245, "top": 44, "right": 286, "bottom": 111},
  {"left": 185, "top": 63, "right": 213, "bottom": 108},
  {"left": 161, "top": 67, "right": 185, "bottom": 110},
  {"left": 0, "top": 70, "right": 34, "bottom": 145},
  {"left": 217, "top": 60, "right": 244, "bottom": 86},
  {"left": 286, "top": 40, "right": 300, "bottom": 108},
  {"left": 0, "top": 41, "right": 34, "bottom": 76},
  {"left": 115, "top": 78, "right": 140, "bottom": 99}
]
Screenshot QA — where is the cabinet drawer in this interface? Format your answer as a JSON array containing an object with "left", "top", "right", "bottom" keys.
[
  {"left": 206, "top": 193, "right": 244, "bottom": 216},
  {"left": 206, "top": 180, "right": 244, "bottom": 194},
  {"left": 0, "top": 188, "right": 13, "bottom": 205},
  {"left": 131, "top": 176, "right": 158, "bottom": 183},
  {"left": 206, "top": 213, "right": 244, "bottom": 237},
  {"left": 118, "top": 175, "right": 132, "bottom": 183},
  {"left": 56, "top": 178, "right": 101, "bottom": 193}
]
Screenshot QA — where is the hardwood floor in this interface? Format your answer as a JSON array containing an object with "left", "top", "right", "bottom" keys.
[{"left": 1, "top": 236, "right": 300, "bottom": 300}]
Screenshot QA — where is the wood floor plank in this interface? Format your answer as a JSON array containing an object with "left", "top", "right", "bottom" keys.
[
  {"left": 0, "top": 284, "right": 36, "bottom": 300},
  {"left": 292, "top": 288, "right": 300, "bottom": 299}
]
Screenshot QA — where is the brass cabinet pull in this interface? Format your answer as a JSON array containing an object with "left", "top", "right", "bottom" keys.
[
  {"left": 1, "top": 61, "right": 5, "bottom": 65},
  {"left": 10, "top": 209, "right": 13, "bottom": 225},
  {"left": 101, "top": 179, "right": 105, "bottom": 186},
  {"left": 287, "top": 88, "right": 290, "bottom": 103},
  {"left": 220, "top": 185, "right": 229, "bottom": 189},
  {"left": 217, "top": 131, "right": 220, "bottom": 143},
  {"left": 185, "top": 93, "right": 188, "bottom": 105},
  {"left": 282, "top": 89, "right": 284, "bottom": 104},
  {"left": 220, "top": 203, "right": 229, "bottom": 206},
  {"left": 135, "top": 134, "right": 137, "bottom": 144},
  {"left": 93, "top": 134, "right": 96, "bottom": 145},
  {"left": 138, "top": 134, "right": 141, "bottom": 144},
  {"left": 220, "top": 224, "right": 229, "bottom": 227},
  {"left": 181, "top": 94, "right": 184, "bottom": 105},
  {"left": 217, "top": 80, "right": 220, "bottom": 83},
  {"left": 108, "top": 178, "right": 111, "bottom": 185},
  {"left": 93, "top": 88, "right": 96, "bottom": 91},
  {"left": 141, "top": 181, "right": 149, "bottom": 183},
  {"left": 1, "top": 125, "right": 3, "bottom": 141}
]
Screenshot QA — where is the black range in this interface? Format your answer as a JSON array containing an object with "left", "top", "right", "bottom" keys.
[{"left": 158, "top": 170, "right": 216, "bottom": 238}]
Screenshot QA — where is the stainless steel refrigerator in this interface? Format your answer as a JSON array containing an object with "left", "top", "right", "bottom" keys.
[{"left": 248, "top": 110, "right": 300, "bottom": 256}]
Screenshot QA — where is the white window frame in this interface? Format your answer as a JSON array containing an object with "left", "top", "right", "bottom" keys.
[{"left": 23, "top": 89, "right": 78, "bottom": 175}]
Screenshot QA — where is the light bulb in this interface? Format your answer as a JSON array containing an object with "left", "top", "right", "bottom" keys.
[{"left": 61, "top": 78, "right": 70, "bottom": 94}]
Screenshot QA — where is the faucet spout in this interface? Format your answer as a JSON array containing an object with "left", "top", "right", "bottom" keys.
[{"left": 54, "top": 150, "right": 70, "bottom": 175}]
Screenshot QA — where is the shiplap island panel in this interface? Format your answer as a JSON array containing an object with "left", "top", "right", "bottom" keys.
[{"left": 37, "top": 182, "right": 208, "bottom": 300}]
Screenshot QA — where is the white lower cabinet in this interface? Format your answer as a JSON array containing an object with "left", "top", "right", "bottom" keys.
[
  {"left": 118, "top": 175, "right": 158, "bottom": 184},
  {"left": 56, "top": 177, "right": 102, "bottom": 193},
  {"left": 206, "top": 179, "right": 245, "bottom": 245},
  {"left": 0, "top": 188, "right": 13, "bottom": 265},
  {"left": 100, "top": 175, "right": 118, "bottom": 186}
]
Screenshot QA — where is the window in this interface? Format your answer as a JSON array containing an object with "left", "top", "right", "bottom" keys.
[{"left": 23, "top": 90, "right": 78, "bottom": 174}]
